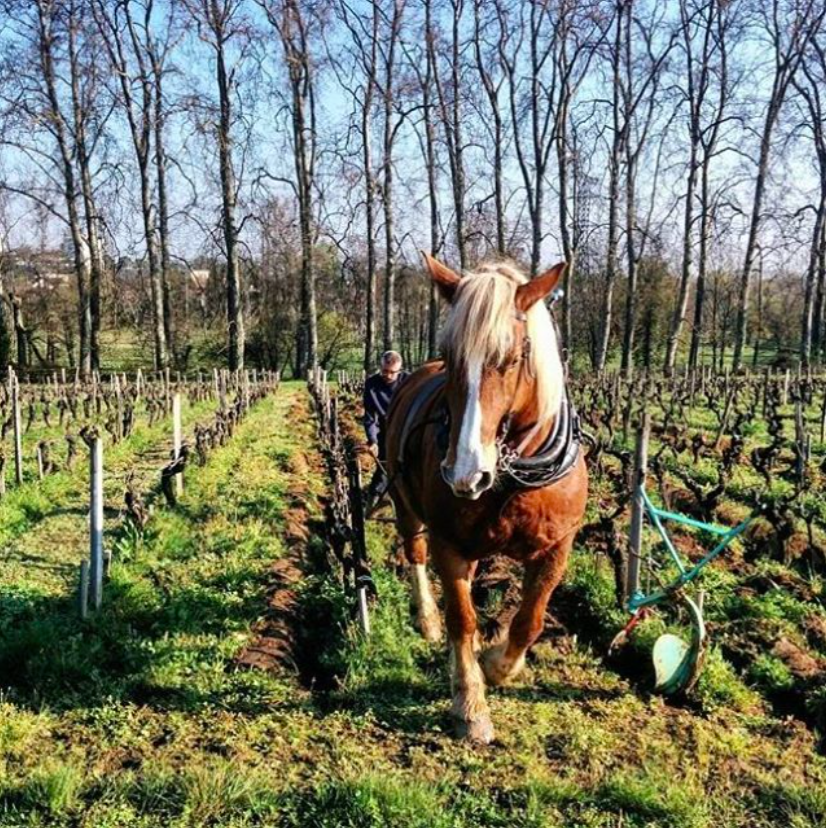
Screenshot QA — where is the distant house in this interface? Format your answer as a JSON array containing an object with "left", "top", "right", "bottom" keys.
[
  {"left": 189, "top": 269, "right": 210, "bottom": 293},
  {"left": 3, "top": 249, "right": 73, "bottom": 295}
]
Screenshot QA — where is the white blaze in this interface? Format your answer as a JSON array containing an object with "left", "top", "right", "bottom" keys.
[{"left": 453, "top": 359, "right": 487, "bottom": 487}]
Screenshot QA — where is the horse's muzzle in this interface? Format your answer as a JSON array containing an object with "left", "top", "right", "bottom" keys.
[{"left": 440, "top": 461, "right": 494, "bottom": 500}]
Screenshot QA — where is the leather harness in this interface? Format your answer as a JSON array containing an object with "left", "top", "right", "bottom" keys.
[{"left": 397, "top": 359, "right": 582, "bottom": 491}]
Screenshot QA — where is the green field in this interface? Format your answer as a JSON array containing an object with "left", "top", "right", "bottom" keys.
[{"left": 0, "top": 384, "right": 824, "bottom": 828}]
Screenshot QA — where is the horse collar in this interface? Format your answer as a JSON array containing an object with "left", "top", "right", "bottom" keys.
[{"left": 496, "top": 391, "right": 582, "bottom": 489}]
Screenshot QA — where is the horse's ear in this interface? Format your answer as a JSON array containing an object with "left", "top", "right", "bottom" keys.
[
  {"left": 421, "top": 251, "right": 460, "bottom": 303},
  {"left": 515, "top": 262, "right": 567, "bottom": 312}
]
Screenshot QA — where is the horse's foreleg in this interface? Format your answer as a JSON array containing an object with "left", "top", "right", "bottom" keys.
[
  {"left": 404, "top": 530, "right": 442, "bottom": 642},
  {"left": 435, "top": 547, "right": 493, "bottom": 744},
  {"left": 392, "top": 492, "right": 442, "bottom": 642},
  {"left": 482, "top": 534, "right": 573, "bottom": 687}
]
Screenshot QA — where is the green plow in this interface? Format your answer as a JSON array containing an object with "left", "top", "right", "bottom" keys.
[{"left": 613, "top": 414, "right": 755, "bottom": 695}]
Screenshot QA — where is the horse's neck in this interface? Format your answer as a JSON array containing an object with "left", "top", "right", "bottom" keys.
[{"left": 510, "top": 324, "right": 565, "bottom": 456}]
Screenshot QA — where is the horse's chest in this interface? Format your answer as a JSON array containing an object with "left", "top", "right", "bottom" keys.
[
  {"left": 427, "top": 489, "right": 576, "bottom": 559},
  {"left": 406, "top": 437, "right": 588, "bottom": 559}
]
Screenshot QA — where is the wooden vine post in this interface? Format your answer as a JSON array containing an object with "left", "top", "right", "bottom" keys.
[
  {"left": 173, "top": 393, "right": 183, "bottom": 496},
  {"left": 114, "top": 374, "right": 124, "bottom": 442},
  {"left": 347, "top": 450, "right": 371, "bottom": 636},
  {"left": 625, "top": 412, "right": 650, "bottom": 603},
  {"left": 78, "top": 559, "right": 89, "bottom": 620},
  {"left": 10, "top": 367, "right": 22, "bottom": 486}
]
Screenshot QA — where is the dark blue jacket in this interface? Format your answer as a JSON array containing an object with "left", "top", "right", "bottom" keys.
[{"left": 363, "top": 371, "right": 409, "bottom": 447}]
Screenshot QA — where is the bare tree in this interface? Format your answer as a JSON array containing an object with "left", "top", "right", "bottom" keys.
[
  {"left": 378, "top": 0, "right": 406, "bottom": 350},
  {"left": 0, "top": 0, "right": 104, "bottom": 374},
  {"left": 552, "top": 0, "right": 609, "bottom": 352},
  {"left": 731, "top": 0, "right": 825, "bottom": 370},
  {"left": 794, "top": 34, "right": 826, "bottom": 365},
  {"left": 665, "top": 0, "right": 718, "bottom": 374},
  {"left": 92, "top": 0, "right": 169, "bottom": 370},
  {"left": 433, "top": 0, "right": 467, "bottom": 271},
  {"left": 497, "top": 0, "right": 561, "bottom": 278},
  {"left": 65, "top": 0, "right": 109, "bottom": 371},
  {"left": 595, "top": 0, "right": 625, "bottom": 371},
  {"left": 144, "top": 7, "right": 178, "bottom": 361},
  {"left": 184, "top": 0, "right": 247, "bottom": 370},
  {"left": 472, "top": 0, "right": 507, "bottom": 257},
  {"left": 685, "top": 0, "right": 738, "bottom": 371},
  {"left": 619, "top": 1, "right": 675, "bottom": 378},
  {"left": 333, "top": 1, "right": 380, "bottom": 370},
  {"left": 407, "top": 0, "right": 442, "bottom": 357},
  {"left": 261, "top": 0, "right": 319, "bottom": 376}
]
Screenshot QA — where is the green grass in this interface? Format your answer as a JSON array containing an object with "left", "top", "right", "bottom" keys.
[
  {"left": 0, "top": 393, "right": 220, "bottom": 602},
  {"left": 0, "top": 384, "right": 824, "bottom": 827}
]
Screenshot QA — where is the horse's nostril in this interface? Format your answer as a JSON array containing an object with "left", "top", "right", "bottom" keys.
[
  {"left": 440, "top": 461, "right": 455, "bottom": 487},
  {"left": 478, "top": 471, "right": 493, "bottom": 491}
]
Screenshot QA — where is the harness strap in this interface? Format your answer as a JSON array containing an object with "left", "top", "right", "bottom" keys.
[
  {"left": 397, "top": 372, "right": 447, "bottom": 464},
  {"left": 497, "top": 392, "right": 582, "bottom": 488}
]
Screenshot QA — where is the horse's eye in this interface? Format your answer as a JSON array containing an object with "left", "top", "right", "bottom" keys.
[{"left": 495, "top": 358, "right": 519, "bottom": 375}]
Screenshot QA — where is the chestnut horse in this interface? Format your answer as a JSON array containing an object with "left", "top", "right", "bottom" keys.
[{"left": 385, "top": 255, "right": 588, "bottom": 744}]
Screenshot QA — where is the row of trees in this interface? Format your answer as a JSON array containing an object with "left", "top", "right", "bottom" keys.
[{"left": 1, "top": 0, "right": 826, "bottom": 377}]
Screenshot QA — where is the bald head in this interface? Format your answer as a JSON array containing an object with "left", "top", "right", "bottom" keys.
[{"left": 380, "top": 350, "right": 402, "bottom": 382}]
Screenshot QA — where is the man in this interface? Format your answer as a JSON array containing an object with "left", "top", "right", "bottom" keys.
[{"left": 363, "top": 350, "right": 408, "bottom": 511}]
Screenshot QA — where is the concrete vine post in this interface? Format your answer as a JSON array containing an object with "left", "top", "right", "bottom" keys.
[
  {"left": 89, "top": 434, "right": 104, "bottom": 609},
  {"left": 173, "top": 392, "right": 183, "bottom": 496}
]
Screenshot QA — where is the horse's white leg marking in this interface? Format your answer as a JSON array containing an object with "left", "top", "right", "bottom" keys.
[
  {"left": 449, "top": 637, "right": 493, "bottom": 742},
  {"left": 410, "top": 563, "right": 441, "bottom": 642}
]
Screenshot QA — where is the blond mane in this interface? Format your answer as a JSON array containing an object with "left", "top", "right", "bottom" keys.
[{"left": 440, "top": 261, "right": 564, "bottom": 425}]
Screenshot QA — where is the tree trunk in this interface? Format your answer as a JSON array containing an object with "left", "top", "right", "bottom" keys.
[
  {"left": 37, "top": 1, "right": 90, "bottom": 374},
  {"left": 425, "top": 0, "right": 440, "bottom": 359},
  {"left": 596, "top": 2, "right": 623, "bottom": 372},
  {"left": 67, "top": 13, "right": 102, "bottom": 372},
  {"left": 363, "top": 87, "right": 377, "bottom": 370},
  {"left": 473, "top": 0, "right": 505, "bottom": 257},
  {"left": 450, "top": 0, "right": 466, "bottom": 270},
  {"left": 665, "top": 142, "right": 698, "bottom": 374},
  {"left": 216, "top": 31, "right": 244, "bottom": 371},
  {"left": 381, "top": 0, "right": 403, "bottom": 351},
  {"left": 556, "top": 99, "right": 575, "bottom": 354},
  {"left": 154, "top": 60, "right": 174, "bottom": 362},
  {"left": 733, "top": 113, "right": 776, "bottom": 370},
  {"left": 813, "top": 220, "right": 826, "bottom": 360},
  {"left": 620, "top": 108, "right": 638, "bottom": 380},
  {"left": 801, "top": 192, "right": 826, "bottom": 366},
  {"left": 688, "top": 171, "right": 710, "bottom": 369}
]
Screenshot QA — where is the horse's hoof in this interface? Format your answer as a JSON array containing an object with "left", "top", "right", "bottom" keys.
[
  {"left": 418, "top": 612, "right": 442, "bottom": 642},
  {"left": 481, "top": 644, "right": 524, "bottom": 687},
  {"left": 453, "top": 715, "right": 494, "bottom": 745}
]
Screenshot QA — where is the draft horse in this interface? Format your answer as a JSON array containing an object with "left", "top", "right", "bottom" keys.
[{"left": 385, "top": 255, "right": 588, "bottom": 744}]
